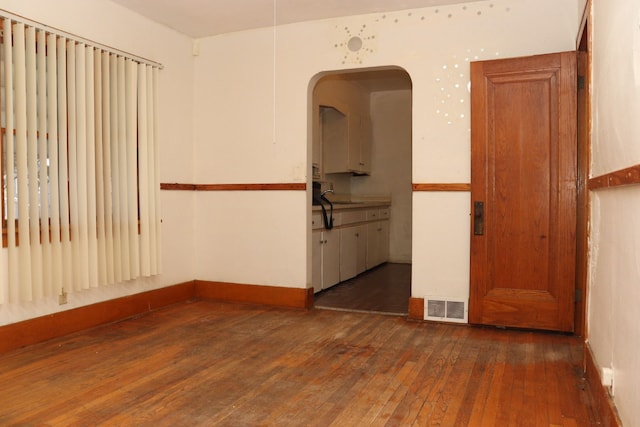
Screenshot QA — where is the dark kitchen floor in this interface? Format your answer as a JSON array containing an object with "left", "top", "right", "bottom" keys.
[{"left": 314, "top": 262, "right": 411, "bottom": 315}]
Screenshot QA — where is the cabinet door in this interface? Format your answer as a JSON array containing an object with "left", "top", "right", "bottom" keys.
[
  {"left": 322, "top": 229, "right": 341, "bottom": 289},
  {"left": 347, "top": 113, "right": 362, "bottom": 172},
  {"left": 340, "top": 227, "right": 359, "bottom": 282},
  {"left": 359, "top": 115, "right": 372, "bottom": 174},
  {"left": 378, "top": 221, "right": 390, "bottom": 264},
  {"left": 312, "top": 230, "right": 323, "bottom": 293},
  {"left": 347, "top": 113, "right": 372, "bottom": 174},
  {"left": 340, "top": 224, "right": 368, "bottom": 281},
  {"left": 322, "top": 107, "right": 348, "bottom": 173},
  {"left": 366, "top": 221, "right": 389, "bottom": 269},
  {"left": 354, "top": 224, "right": 367, "bottom": 275},
  {"left": 366, "top": 222, "right": 380, "bottom": 269}
]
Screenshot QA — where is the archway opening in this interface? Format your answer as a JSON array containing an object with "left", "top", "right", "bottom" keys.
[{"left": 308, "top": 66, "right": 413, "bottom": 315}]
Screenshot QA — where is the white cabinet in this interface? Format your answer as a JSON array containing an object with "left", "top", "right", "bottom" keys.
[
  {"left": 323, "top": 110, "right": 371, "bottom": 175},
  {"left": 312, "top": 230, "right": 322, "bottom": 293},
  {"left": 322, "top": 107, "right": 349, "bottom": 174},
  {"left": 311, "top": 212, "right": 323, "bottom": 230},
  {"left": 312, "top": 229, "right": 341, "bottom": 292},
  {"left": 339, "top": 224, "right": 367, "bottom": 281},
  {"left": 312, "top": 205, "right": 389, "bottom": 293},
  {"left": 366, "top": 210, "right": 390, "bottom": 269},
  {"left": 347, "top": 113, "right": 371, "bottom": 174}
]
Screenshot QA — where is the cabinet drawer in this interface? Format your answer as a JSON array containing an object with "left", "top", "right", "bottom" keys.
[
  {"left": 379, "top": 208, "right": 390, "bottom": 219},
  {"left": 341, "top": 210, "right": 367, "bottom": 225},
  {"left": 312, "top": 212, "right": 323, "bottom": 230},
  {"left": 313, "top": 211, "right": 342, "bottom": 228},
  {"left": 331, "top": 212, "right": 342, "bottom": 227},
  {"left": 366, "top": 209, "right": 379, "bottom": 221}
]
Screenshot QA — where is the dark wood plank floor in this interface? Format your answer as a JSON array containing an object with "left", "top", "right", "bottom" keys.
[
  {"left": 0, "top": 300, "right": 600, "bottom": 426},
  {"left": 315, "top": 263, "right": 411, "bottom": 315}
]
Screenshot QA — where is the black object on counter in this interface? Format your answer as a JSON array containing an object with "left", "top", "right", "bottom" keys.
[{"left": 312, "top": 182, "right": 334, "bottom": 229}]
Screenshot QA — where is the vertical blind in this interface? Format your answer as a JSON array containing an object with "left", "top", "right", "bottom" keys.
[{"left": 1, "top": 18, "right": 162, "bottom": 304}]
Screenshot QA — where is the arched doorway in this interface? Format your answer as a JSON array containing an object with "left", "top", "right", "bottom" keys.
[{"left": 308, "top": 67, "right": 413, "bottom": 315}]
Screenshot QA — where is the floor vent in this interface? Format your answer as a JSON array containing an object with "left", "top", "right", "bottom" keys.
[{"left": 425, "top": 297, "right": 468, "bottom": 323}]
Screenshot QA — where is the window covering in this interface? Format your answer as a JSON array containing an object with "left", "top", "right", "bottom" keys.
[{"left": 0, "top": 17, "right": 162, "bottom": 304}]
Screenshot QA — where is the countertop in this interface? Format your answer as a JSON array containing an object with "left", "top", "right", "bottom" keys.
[{"left": 311, "top": 200, "right": 390, "bottom": 212}]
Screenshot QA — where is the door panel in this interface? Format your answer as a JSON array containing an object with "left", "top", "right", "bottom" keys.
[{"left": 470, "top": 52, "right": 577, "bottom": 332}]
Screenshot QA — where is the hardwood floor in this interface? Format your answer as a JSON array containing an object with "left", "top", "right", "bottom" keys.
[
  {"left": 0, "top": 300, "right": 600, "bottom": 426},
  {"left": 315, "top": 263, "right": 411, "bottom": 315}
]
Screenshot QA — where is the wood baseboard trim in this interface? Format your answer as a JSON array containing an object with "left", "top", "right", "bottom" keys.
[
  {"left": 0, "top": 280, "right": 314, "bottom": 355},
  {"left": 584, "top": 341, "right": 622, "bottom": 426},
  {"left": 195, "top": 280, "right": 314, "bottom": 310},
  {"left": 0, "top": 281, "right": 196, "bottom": 355},
  {"left": 408, "top": 297, "right": 425, "bottom": 321}
]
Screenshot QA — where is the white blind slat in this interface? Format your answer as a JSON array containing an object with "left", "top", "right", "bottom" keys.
[
  {"left": 153, "top": 67, "right": 162, "bottom": 273},
  {"left": 85, "top": 45, "right": 99, "bottom": 289},
  {"left": 57, "top": 37, "right": 73, "bottom": 292},
  {"left": 138, "top": 64, "right": 150, "bottom": 276},
  {"left": 94, "top": 50, "right": 107, "bottom": 287},
  {"left": 76, "top": 43, "right": 91, "bottom": 289},
  {"left": 37, "top": 30, "right": 52, "bottom": 298},
  {"left": 47, "top": 33, "right": 63, "bottom": 297},
  {"left": 125, "top": 59, "right": 139, "bottom": 278},
  {"left": 102, "top": 52, "right": 115, "bottom": 285},
  {"left": 116, "top": 56, "right": 129, "bottom": 280},
  {"left": 14, "top": 23, "right": 34, "bottom": 301},
  {"left": 67, "top": 40, "right": 82, "bottom": 291},
  {"left": 26, "top": 27, "right": 43, "bottom": 299},
  {"left": 4, "top": 19, "right": 19, "bottom": 303}
]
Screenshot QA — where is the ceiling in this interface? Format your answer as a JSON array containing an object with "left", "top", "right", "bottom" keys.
[{"left": 109, "top": 0, "right": 482, "bottom": 38}]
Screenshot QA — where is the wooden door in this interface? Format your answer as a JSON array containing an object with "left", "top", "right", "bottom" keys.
[{"left": 469, "top": 52, "right": 577, "bottom": 332}]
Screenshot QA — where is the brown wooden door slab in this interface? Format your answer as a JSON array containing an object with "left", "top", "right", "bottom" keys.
[{"left": 469, "top": 52, "right": 577, "bottom": 332}]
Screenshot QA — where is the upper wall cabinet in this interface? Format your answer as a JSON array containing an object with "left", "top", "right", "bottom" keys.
[
  {"left": 348, "top": 113, "right": 371, "bottom": 175},
  {"left": 321, "top": 106, "right": 348, "bottom": 174},
  {"left": 323, "top": 108, "right": 372, "bottom": 175},
  {"left": 314, "top": 76, "right": 373, "bottom": 177}
]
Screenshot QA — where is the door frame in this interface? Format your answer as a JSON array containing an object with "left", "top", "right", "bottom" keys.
[
  {"left": 465, "top": 10, "right": 591, "bottom": 335},
  {"left": 574, "top": 2, "right": 591, "bottom": 338}
]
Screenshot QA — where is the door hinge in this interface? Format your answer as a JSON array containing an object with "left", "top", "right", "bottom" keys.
[
  {"left": 578, "top": 75, "right": 586, "bottom": 90},
  {"left": 575, "top": 288, "right": 583, "bottom": 303}
]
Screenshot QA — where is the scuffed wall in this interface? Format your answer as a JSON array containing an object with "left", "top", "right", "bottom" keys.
[{"left": 589, "top": 0, "right": 640, "bottom": 424}]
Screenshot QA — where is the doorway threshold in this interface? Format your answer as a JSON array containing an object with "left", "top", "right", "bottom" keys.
[{"left": 313, "top": 263, "right": 411, "bottom": 315}]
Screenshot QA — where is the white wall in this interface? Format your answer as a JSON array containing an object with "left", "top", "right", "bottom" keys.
[
  {"left": 589, "top": 0, "right": 640, "bottom": 424},
  {"left": 192, "top": 0, "right": 582, "bottom": 300},
  {"left": 0, "top": 0, "right": 196, "bottom": 326}
]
